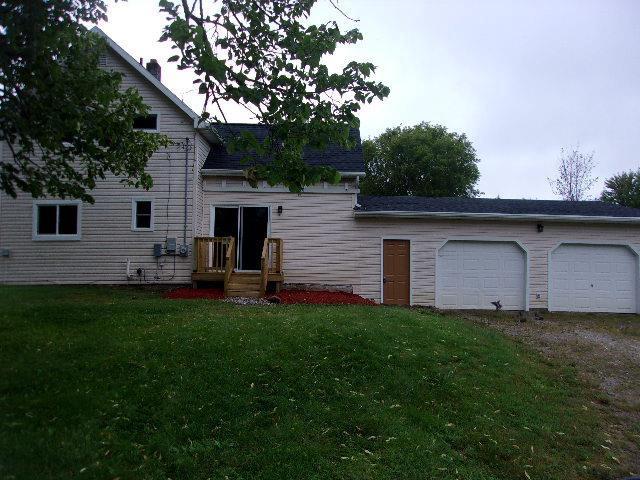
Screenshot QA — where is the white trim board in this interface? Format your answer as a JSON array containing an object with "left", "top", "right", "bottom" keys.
[
  {"left": 204, "top": 182, "right": 359, "bottom": 195},
  {"left": 201, "top": 169, "right": 365, "bottom": 178}
]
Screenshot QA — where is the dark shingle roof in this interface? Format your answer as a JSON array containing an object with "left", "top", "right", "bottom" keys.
[
  {"left": 202, "top": 123, "right": 364, "bottom": 172},
  {"left": 356, "top": 196, "right": 640, "bottom": 218}
]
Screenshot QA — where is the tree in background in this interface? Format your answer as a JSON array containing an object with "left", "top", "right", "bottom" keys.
[
  {"left": 548, "top": 147, "right": 597, "bottom": 201},
  {"left": 1, "top": 0, "right": 389, "bottom": 201},
  {"left": 601, "top": 169, "right": 640, "bottom": 208},
  {"left": 360, "top": 122, "right": 481, "bottom": 197}
]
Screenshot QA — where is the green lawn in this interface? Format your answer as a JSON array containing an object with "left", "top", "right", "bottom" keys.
[{"left": 0, "top": 286, "right": 620, "bottom": 479}]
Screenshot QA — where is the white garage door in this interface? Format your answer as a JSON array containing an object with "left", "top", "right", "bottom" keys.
[
  {"left": 436, "top": 241, "right": 526, "bottom": 310},
  {"left": 549, "top": 244, "right": 637, "bottom": 313}
]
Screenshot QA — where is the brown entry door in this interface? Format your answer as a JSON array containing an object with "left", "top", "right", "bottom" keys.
[{"left": 383, "top": 240, "right": 410, "bottom": 305}]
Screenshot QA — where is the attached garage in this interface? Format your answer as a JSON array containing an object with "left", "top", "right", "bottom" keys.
[
  {"left": 356, "top": 196, "right": 640, "bottom": 312},
  {"left": 549, "top": 244, "right": 638, "bottom": 313},
  {"left": 436, "top": 240, "right": 526, "bottom": 310}
]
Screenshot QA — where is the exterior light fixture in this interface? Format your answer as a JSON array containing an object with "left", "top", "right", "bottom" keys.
[
  {"left": 277, "top": 205, "right": 283, "bottom": 215},
  {"left": 536, "top": 223, "right": 544, "bottom": 233}
]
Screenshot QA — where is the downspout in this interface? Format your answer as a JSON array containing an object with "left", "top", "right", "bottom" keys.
[{"left": 183, "top": 137, "right": 189, "bottom": 246}]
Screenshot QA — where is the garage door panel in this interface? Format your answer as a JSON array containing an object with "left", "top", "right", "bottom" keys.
[
  {"left": 574, "top": 262, "right": 590, "bottom": 273},
  {"left": 463, "top": 259, "right": 481, "bottom": 270},
  {"left": 575, "top": 297, "right": 590, "bottom": 308},
  {"left": 575, "top": 279, "right": 590, "bottom": 291},
  {"left": 441, "top": 277, "right": 457, "bottom": 288},
  {"left": 483, "top": 278, "right": 498, "bottom": 289},
  {"left": 595, "top": 279, "right": 612, "bottom": 291},
  {"left": 616, "top": 280, "right": 633, "bottom": 290},
  {"left": 462, "top": 277, "right": 480, "bottom": 288},
  {"left": 617, "top": 262, "right": 633, "bottom": 274},
  {"left": 549, "top": 244, "right": 637, "bottom": 313},
  {"left": 483, "top": 258, "right": 500, "bottom": 270},
  {"left": 462, "top": 294, "right": 480, "bottom": 307},
  {"left": 440, "top": 294, "right": 458, "bottom": 307},
  {"left": 437, "top": 241, "right": 526, "bottom": 310}
]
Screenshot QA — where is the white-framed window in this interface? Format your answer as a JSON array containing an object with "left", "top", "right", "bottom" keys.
[
  {"left": 132, "top": 113, "right": 159, "bottom": 132},
  {"left": 32, "top": 200, "right": 82, "bottom": 241},
  {"left": 131, "top": 198, "right": 154, "bottom": 231}
]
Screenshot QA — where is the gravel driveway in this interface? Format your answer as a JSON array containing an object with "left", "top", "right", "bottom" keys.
[{"left": 458, "top": 310, "right": 640, "bottom": 476}]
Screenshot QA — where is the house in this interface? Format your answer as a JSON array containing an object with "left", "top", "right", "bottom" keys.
[{"left": 2, "top": 28, "right": 640, "bottom": 313}]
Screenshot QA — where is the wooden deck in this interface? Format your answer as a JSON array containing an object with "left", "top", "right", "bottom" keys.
[{"left": 192, "top": 236, "right": 284, "bottom": 296}]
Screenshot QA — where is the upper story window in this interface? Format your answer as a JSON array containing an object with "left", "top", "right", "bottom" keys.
[
  {"left": 132, "top": 114, "right": 158, "bottom": 131},
  {"left": 132, "top": 198, "right": 154, "bottom": 231},
  {"left": 33, "top": 201, "right": 81, "bottom": 241}
]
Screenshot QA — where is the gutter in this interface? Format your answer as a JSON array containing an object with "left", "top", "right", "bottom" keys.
[{"left": 353, "top": 210, "right": 640, "bottom": 224}]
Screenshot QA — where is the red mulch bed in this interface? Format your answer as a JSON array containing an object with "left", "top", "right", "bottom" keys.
[
  {"left": 275, "top": 290, "right": 376, "bottom": 305},
  {"left": 163, "top": 287, "right": 376, "bottom": 305}
]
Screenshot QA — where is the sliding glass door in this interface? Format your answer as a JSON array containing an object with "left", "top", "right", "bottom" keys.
[
  {"left": 240, "top": 207, "right": 269, "bottom": 270},
  {"left": 212, "top": 206, "right": 269, "bottom": 271}
]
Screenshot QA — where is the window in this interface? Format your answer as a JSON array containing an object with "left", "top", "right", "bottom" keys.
[
  {"left": 132, "top": 114, "right": 158, "bottom": 131},
  {"left": 132, "top": 198, "right": 154, "bottom": 231},
  {"left": 33, "top": 201, "right": 81, "bottom": 240}
]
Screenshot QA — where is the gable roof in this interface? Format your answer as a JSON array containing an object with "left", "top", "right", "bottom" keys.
[
  {"left": 355, "top": 195, "right": 640, "bottom": 223},
  {"left": 202, "top": 123, "right": 365, "bottom": 174},
  {"left": 90, "top": 26, "right": 201, "bottom": 127}
]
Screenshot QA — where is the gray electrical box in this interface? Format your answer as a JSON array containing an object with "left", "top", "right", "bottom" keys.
[
  {"left": 178, "top": 244, "right": 189, "bottom": 257},
  {"left": 165, "top": 238, "right": 176, "bottom": 253},
  {"left": 153, "top": 243, "right": 163, "bottom": 258}
]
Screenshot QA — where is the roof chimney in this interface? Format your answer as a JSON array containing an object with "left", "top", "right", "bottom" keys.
[{"left": 145, "top": 59, "right": 161, "bottom": 81}]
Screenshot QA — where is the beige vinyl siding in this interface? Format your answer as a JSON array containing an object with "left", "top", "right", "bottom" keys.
[
  {"left": 0, "top": 49, "right": 198, "bottom": 284},
  {"left": 354, "top": 217, "right": 640, "bottom": 308},
  {"left": 203, "top": 189, "right": 360, "bottom": 288},
  {"left": 202, "top": 187, "right": 640, "bottom": 308}
]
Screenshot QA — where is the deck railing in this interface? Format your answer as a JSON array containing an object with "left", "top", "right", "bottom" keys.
[
  {"left": 260, "top": 238, "right": 284, "bottom": 295},
  {"left": 224, "top": 238, "right": 236, "bottom": 296},
  {"left": 194, "top": 236, "right": 235, "bottom": 274},
  {"left": 266, "top": 238, "right": 283, "bottom": 275},
  {"left": 193, "top": 236, "right": 282, "bottom": 296}
]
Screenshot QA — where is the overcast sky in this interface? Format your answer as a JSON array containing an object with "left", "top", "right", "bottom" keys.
[{"left": 98, "top": 0, "right": 640, "bottom": 199}]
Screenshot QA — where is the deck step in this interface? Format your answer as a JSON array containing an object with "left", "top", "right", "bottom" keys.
[
  {"left": 229, "top": 276, "right": 261, "bottom": 285},
  {"left": 226, "top": 289, "right": 261, "bottom": 296},
  {"left": 225, "top": 272, "right": 262, "bottom": 297},
  {"left": 226, "top": 290, "right": 262, "bottom": 298}
]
